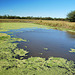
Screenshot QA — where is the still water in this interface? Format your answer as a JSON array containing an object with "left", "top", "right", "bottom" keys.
[{"left": 7, "top": 27, "right": 75, "bottom": 61}]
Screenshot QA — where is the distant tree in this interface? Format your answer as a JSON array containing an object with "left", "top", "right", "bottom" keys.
[
  {"left": 67, "top": 10, "right": 75, "bottom": 22},
  {"left": 0, "top": 15, "right": 66, "bottom": 21},
  {"left": 0, "top": 15, "right": 2, "bottom": 19}
]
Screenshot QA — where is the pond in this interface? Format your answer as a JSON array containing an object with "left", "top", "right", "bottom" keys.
[{"left": 4, "top": 27, "right": 75, "bottom": 61}]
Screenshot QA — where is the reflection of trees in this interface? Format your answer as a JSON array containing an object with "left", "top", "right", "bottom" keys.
[{"left": 66, "top": 31, "right": 75, "bottom": 39}]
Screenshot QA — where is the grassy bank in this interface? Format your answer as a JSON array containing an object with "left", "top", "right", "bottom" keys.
[
  {"left": 34, "top": 20, "right": 75, "bottom": 32},
  {"left": 0, "top": 19, "right": 75, "bottom": 32},
  {"left": 0, "top": 23, "right": 51, "bottom": 32}
]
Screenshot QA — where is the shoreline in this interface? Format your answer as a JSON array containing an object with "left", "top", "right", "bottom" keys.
[{"left": 0, "top": 19, "right": 75, "bottom": 33}]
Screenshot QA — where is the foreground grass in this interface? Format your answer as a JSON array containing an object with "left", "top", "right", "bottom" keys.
[{"left": 0, "top": 19, "right": 75, "bottom": 32}]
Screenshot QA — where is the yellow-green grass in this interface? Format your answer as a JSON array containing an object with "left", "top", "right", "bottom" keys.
[
  {"left": 0, "top": 23, "right": 49, "bottom": 32},
  {"left": 0, "top": 19, "right": 75, "bottom": 32},
  {"left": 0, "top": 19, "right": 34, "bottom": 23}
]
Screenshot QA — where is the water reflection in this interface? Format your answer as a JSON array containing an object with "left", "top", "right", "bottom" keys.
[{"left": 66, "top": 31, "right": 75, "bottom": 39}]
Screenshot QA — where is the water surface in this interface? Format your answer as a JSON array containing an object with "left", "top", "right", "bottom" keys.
[{"left": 6, "top": 27, "right": 75, "bottom": 61}]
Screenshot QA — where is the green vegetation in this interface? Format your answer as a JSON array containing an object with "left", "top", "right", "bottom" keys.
[
  {"left": 25, "top": 46, "right": 27, "bottom": 48},
  {"left": 0, "top": 15, "right": 65, "bottom": 21},
  {"left": 0, "top": 34, "right": 75, "bottom": 75},
  {"left": 0, "top": 35, "right": 75, "bottom": 75},
  {"left": 0, "top": 19, "right": 75, "bottom": 32},
  {"left": 69, "top": 48, "right": 75, "bottom": 53},
  {"left": 0, "top": 22, "right": 75, "bottom": 75},
  {"left": 67, "top": 10, "right": 75, "bottom": 22},
  {"left": 14, "top": 49, "right": 28, "bottom": 56},
  {"left": 43, "top": 48, "right": 48, "bottom": 50},
  {"left": 0, "top": 23, "right": 48, "bottom": 31},
  {"left": 0, "top": 33, "right": 10, "bottom": 40},
  {"left": 40, "top": 53, "right": 43, "bottom": 55}
]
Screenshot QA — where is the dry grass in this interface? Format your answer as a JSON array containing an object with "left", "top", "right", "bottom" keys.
[
  {"left": 0, "top": 19, "right": 75, "bottom": 31},
  {"left": 34, "top": 20, "right": 75, "bottom": 30}
]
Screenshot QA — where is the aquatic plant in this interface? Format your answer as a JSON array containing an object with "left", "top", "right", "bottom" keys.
[
  {"left": 14, "top": 49, "right": 28, "bottom": 56},
  {"left": 69, "top": 48, "right": 75, "bottom": 52},
  {"left": 43, "top": 48, "right": 48, "bottom": 50},
  {"left": 40, "top": 53, "right": 43, "bottom": 55},
  {"left": 25, "top": 46, "right": 27, "bottom": 48},
  {"left": 7, "top": 32, "right": 13, "bottom": 35}
]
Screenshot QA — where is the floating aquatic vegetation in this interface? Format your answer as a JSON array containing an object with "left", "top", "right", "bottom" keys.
[
  {"left": 0, "top": 33, "right": 10, "bottom": 40},
  {"left": 11, "top": 35, "right": 14, "bottom": 36},
  {"left": 0, "top": 33, "right": 28, "bottom": 60},
  {"left": 69, "top": 48, "right": 75, "bottom": 53},
  {"left": 7, "top": 32, "right": 13, "bottom": 35},
  {"left": 14, "top": 49, "right": 28, "bottom": 56},
  {"left": 25, "top": 46, "right": 27, "bottom": 48},
  {"left": 10, "top": 38, "right": 27, "bottom": 42},
  {"left": 43, "top": 48, "right": 48, "bottom": 50},
  {"left": 40, "top": 53, "right": 43, "bottom": 55}
]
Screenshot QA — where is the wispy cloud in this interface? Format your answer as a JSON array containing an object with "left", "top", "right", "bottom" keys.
[{"left": 9, "top": 10, "right": 13, "bottom": 12}]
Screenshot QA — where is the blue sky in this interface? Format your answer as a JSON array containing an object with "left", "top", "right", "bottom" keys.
[{"left": 0, "top": 0, "right": 75, "bottom": 18}]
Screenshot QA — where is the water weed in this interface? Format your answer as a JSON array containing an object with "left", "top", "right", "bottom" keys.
[
  {"left": 43, "top": 48, "right": 48, "bottom": 50},
  {"left": 69, "top": 48, "right": 75, "bottom": 53}
]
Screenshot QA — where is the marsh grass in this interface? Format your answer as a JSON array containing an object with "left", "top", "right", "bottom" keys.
[
  {"left": 34, "top": 20, "right": 75, "bottom": 32},
  {"left": 0, "top": 19, "right": 75, "bottom": 32}
]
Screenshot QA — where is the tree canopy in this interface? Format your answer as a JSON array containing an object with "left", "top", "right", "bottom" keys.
[
  {"left": 67, "top": 10, "right": 75, "bottom": 22},
  {"left": 0, "top": 15, "right": 66, "bottom": 21}
]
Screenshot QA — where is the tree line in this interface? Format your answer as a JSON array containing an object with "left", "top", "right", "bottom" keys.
[
  {"left": 0, "top": 15, "right": 66, "bottom": 21},
  {"left": 0, "top": 10, "right": 75, "bottom": 22}
]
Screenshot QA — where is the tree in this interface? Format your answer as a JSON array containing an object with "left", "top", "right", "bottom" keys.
[{"left": 67, "top": 10, "right": 75, "bottom": 22}]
